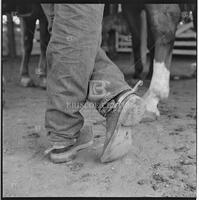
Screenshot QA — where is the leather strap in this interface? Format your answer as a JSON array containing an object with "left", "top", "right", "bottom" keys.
[{"left": 99, "top": 80, "right": 143, "bottom": 117}]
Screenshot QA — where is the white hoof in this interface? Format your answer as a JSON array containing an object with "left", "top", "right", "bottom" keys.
[
  {"left": 141, "top": 111, "right": 157, "bottom": 122},
  {"left": 143, "top": 91, "right": 160, "bottom": 117},
  {"left": 20, "top": 76, "right": 34, "bottom": 87},
  {"left": 35, "top": 68, "right": 46, "bottom": 77}
]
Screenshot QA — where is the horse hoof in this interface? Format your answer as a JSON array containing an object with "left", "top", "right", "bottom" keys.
[
  {"left": 141, "top": 110, "right": 158, "bottom": 123},
  {"left": 38, "top": 77, "right": 47, "bottom": 89},
  {"left": 20, "top": 77, "right": 34, "bottom": 87},
  {"left": 35, "top": 68, "right": 46, "bottom": 77}
]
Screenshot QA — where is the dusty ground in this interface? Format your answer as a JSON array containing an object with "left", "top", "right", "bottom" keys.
[{"left": 2, "top": 54, "right": 196, "bottom": 197}]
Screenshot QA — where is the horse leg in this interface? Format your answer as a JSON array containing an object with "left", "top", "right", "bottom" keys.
[
  {"left": 36, "top": 14, "right": 50, "bottom": 88},
  {"left": 20, "top": 16, "right": 36, "bottom": 87},
  {"left": 122, "top": 4, "right": 144, "bottom": 79},
  {"left": 140, "top": 9, "right": 149, "bottom": 76},
  {"left": 143, "top": 4, "right": 181, "bottom": 118},
  {"left": 145, "top": 25, "right": 155, "bottom": 80}
]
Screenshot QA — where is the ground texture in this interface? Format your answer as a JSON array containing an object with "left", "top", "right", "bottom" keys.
[{"left": 2, "top": 54, "right": 196, "bottom": 197}]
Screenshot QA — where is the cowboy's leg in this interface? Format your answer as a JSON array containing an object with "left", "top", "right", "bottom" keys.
[
  {"left": 89, "top": 47, "right": 132, "bottom": 112},
  {"left": 89, "top": 26, "right": 145, "bottom": 163},
  {"left": 45, "top": 4, "right": 106, "bottom": 144},
  {"left": 45, "top": 4, "right": 143, "bottom": 163}
]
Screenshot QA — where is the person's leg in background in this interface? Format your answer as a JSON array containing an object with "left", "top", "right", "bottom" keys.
[{"left": 43, "top": 4, "right": 145, "bottom": 163}]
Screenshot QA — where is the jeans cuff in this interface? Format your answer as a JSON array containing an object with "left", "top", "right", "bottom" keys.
[{"left": 46, "top": 130, "right": 80, "bottom": 144}]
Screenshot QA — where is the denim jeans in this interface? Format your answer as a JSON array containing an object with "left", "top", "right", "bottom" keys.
[{"left": 43, "top": 4, "right": 131, "bottom": 142}]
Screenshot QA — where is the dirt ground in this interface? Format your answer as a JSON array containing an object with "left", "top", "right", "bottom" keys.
[{"left": 2, "top": 54, "right": 196, "bottom": 197}]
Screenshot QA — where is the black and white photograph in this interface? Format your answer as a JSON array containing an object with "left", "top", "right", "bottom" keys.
[{"left": 2, "top": 0, "right": 197, "bottom": 197}]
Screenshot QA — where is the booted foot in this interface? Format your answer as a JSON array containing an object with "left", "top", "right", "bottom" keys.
[
  {"left": 100, "top": 83, "right": 145, "bottom": 163},
  {"left": 45, "top": 126, "right": 93, "bottom": 164},
  {"left": 20, "top": 76, "right": 34, "bottom": 87}
]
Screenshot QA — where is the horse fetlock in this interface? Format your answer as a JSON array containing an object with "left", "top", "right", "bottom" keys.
[
  {"left": 151, "top": 84, "right": 169, "bottom": 100},
  {"left": 149, "top": 60, "right": 170, "bottom": 100},
  {"left": 20, "top": 76, "right": 34, "bottom": 87}
]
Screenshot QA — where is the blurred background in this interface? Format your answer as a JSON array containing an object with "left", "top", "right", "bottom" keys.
[{"left": 2, "top": 4, "right": 196, "bottom": 58}]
